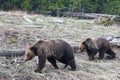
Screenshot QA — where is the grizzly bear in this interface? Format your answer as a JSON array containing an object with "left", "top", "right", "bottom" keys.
[
  {"left": 79, "top": 38, "right": 116, "bottom": 60},
  {"left": 24, "top": 39, "right": 76, "bottom": 72}
]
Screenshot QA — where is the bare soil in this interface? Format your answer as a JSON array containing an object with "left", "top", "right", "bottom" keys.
[{"left": 0, "top": 11, "right": 120, "bottom": 80}]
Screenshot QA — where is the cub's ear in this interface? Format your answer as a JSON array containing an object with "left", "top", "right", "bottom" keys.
[
  {"left": 82, "top": 41, "right": 86, "bottom": 46},
  {"left": 30, "top": 46, "right": 37, "bottom": 55},
  {"left": 37, "top": 40, "right": 44, "bottom": 44}
]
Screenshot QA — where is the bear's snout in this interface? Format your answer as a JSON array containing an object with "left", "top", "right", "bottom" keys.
[{"left": 24, "top": 58, "right": 28, "bottom": 61}]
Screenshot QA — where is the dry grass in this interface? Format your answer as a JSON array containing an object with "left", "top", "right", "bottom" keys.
[{"left": 0, "top": 11, "right": 119, "bottom": 80}]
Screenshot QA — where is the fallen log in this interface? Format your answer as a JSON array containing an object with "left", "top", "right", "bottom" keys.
[
  {"left": 0, "top": 46, "right": 79, "bottom": 57},
  {"left": 104, "top": 36, "right": 120, "bottom": 48},
  {"left": 0, "top": 49, "right": 26, "bottom": 57},
  {"left": 72, "top": 45, "right": 79, "bottom": 53},
  {"left": 63, "top": 12, "right": 118, "bottom": 19},
  {"left": 23, "top": 16, "right": 34, "bottom": 24}
]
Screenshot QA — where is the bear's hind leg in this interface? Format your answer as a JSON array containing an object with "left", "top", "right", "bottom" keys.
[
  {"left": 106, "top": 49, "right": 116, "bottom": 59},
  {"left": 69, "top": 59, "right": 76, "bottom": 71},
  {"left": 47, "top": 57, "right": 59, "bottom": 69}
]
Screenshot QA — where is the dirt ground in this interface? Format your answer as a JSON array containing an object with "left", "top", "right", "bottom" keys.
[{"left": 0, "top": 11, "right": 120, "bottom": 80}]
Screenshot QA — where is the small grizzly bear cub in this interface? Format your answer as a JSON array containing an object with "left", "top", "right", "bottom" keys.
[
  {"left": 24, "top": 39, "right": 76, "bottom": 72},
  {"left": 79, "top": 38, "right": 116, "bottom": 60}
]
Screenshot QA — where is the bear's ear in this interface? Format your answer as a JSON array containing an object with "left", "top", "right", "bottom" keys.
[
  {"left": 82, "top": 41, "right": 86, "bottom": 46},
  {"left": 30, "top": 46, "right": 38, "bottom": 55},
  {"left": 37, "top": 40, "right": 44, "bottom": 44},
  {"left": 83, "top": 38, "right": 92, "bottom": 46}
]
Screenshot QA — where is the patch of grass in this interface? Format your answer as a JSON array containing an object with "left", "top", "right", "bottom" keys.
[
  {"left": 94, "top": 17, "right": 114, "bottom": 26},
  {"left": 63, "top": 69, "right": 71, "bottom": 73},
  {"left": 117, "top": 32, "right": 120, "bottom": 36},
  {"left": 98, "top": 78, "right": 106, "bottom": 80},
  {"left": 0, "top": 19, "right": 4, "bottom": 23},
  {"left": 8, "top": 38, "right": 16, "bottom": 44},
  {"left": 111, "top": 64, "right": 116, "bottom": 69}
]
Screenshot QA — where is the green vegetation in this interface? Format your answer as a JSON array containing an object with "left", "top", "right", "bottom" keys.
[
  {"left": 94, "top": 17, "right": 115, "bottom": 26},
  {"left": 0, "top": 0, "right": 120, "bottom": 15},
  {"left": 8, "top": 38, "right": 16, "bottom": 44}
]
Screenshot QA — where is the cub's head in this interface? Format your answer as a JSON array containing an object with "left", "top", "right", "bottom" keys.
[
  {"left": 78, "top": 38, "right": 92, "bottom": 53},
  {"left": 78, "top": 42, "right": 86, "bottom": 53},
  {"left": 24, "top": 46, "right": 37, "bottom": 61}
]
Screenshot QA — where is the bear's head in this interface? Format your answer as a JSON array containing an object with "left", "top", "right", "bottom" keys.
[
  {"left": 24, "top": 46, "right": 37, "bottom": 61},
  {"left": 79, "top": 38, "right": 98, "bottom": 53},
  {"left": 78, "top": 38, "right": 93, "bottom": 53},
  {"left": 78, "top": 42, "right": 86, "bottom": 53},
  {"left": 24, "top": 40, "right": 45, "bottom": 61}
]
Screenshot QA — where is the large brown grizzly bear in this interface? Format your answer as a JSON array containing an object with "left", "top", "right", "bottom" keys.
[
  {"left": 79, "top": 38, "right": 116, "bottom": 60},
  {"left": 24, "top": 39, "right": 76, "bottom": 72}
]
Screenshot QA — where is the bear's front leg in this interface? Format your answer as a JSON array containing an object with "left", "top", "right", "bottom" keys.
[
  {"left": 35, "top": 54, "right": 46, "bottom": 73},
  {"left": 99, "top": 50, "right": 105, "bottom": 59},
  {"left": 88, "top": 54, "right": 95, "bottom": 61}
]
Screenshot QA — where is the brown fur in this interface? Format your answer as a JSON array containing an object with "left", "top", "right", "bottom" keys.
[
  {"left": 78, "top": 42, "right": 86, "bottom": 53},
  {"left": 24, "top": 39, "right": 76, "bottom": 72},
  {"left": 79, "top": 38, "right": 116, "bottom": 60}
]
